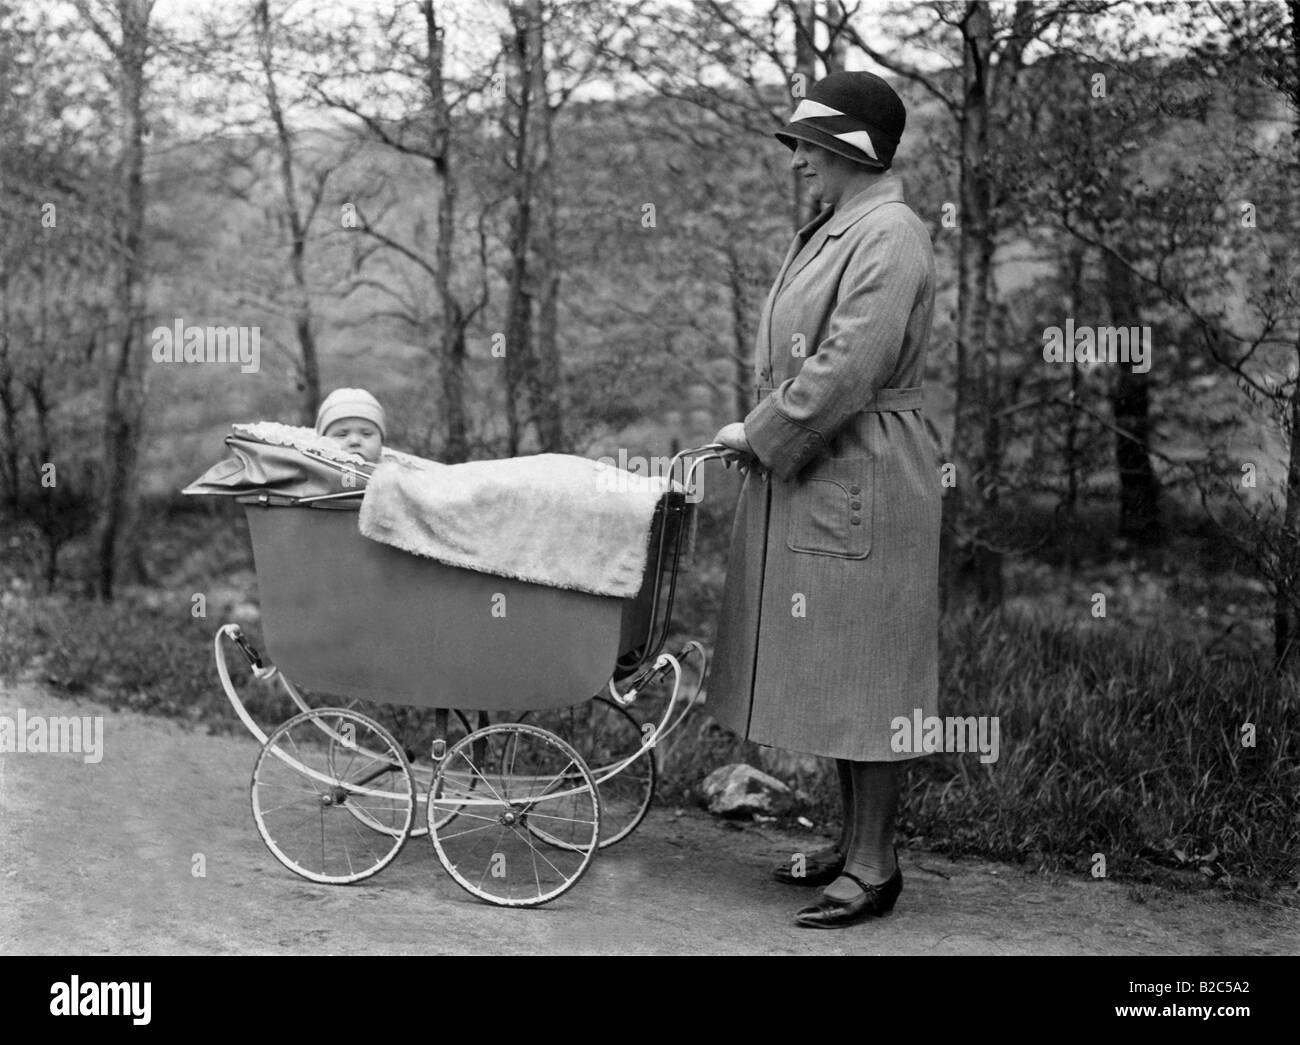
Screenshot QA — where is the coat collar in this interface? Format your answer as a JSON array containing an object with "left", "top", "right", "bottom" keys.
[
  {"left": 799, "top": 172, "right": 907, "bottom": 242},
  {"left": 779, "top": 173, "right": 907, "bottom": 288}
]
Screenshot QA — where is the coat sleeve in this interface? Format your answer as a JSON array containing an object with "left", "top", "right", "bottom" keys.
[{"left": 743, "top": 212, "right": 929, "bottom": 481}]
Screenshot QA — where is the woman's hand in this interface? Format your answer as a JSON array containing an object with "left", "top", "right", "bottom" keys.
[
  {"left": 713, "top": 422, "right": 755, "bottom": 473},
  {"left": 713, "top": 422, "right": 751, "bottom": 454}
]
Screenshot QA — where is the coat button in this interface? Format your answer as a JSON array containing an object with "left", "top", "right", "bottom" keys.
[
  {"left": 851, "top": 500, "right": 862, "bottom": 510},
  {"left": 849, "top": 485, "right": 861, "bottom": 495},
  {"left": 850, "top": 516, "right": 861, "bottom": 525}
]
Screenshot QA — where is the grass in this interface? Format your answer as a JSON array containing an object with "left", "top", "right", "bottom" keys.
[
  {"left": 914, "top": 609, "right": 1298, "bottom": 894},
  {"left": 0, "top": 588, "right": 297, "bottom": 732},
  {"left": 1, "top": 495, "right": 1296, "bottom": 903},
  {"left": 652, "top": 607, "right": 1299, "bottom": 901}
]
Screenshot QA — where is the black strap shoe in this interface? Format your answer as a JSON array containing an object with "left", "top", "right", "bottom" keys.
[{"left": 793, "top": 862, "right": 903, "bottom": 929}]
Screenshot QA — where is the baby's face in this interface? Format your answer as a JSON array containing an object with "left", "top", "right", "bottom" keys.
[{"left": 323, "top": 417, "right": 383, "bottom": 463}]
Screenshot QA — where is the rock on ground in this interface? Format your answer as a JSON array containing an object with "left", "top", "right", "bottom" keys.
[{"left": 701, "top": 762, "right": 790, "bottom": 818}]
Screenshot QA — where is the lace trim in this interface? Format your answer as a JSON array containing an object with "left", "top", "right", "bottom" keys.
[
  {"left": 231, "top": 421, "right": 370, "bottom": 465},
  {"left": 230, "top": 420, "right": 434, "bottom": 470}
]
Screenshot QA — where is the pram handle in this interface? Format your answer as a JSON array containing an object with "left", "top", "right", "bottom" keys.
[{"left": 668, "top": 442, "right": 746, "bottom": 493}]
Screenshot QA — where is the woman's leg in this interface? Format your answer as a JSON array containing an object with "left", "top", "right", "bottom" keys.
[
  {"left": 823, "top": 760, "right": 899, "bottom": 900},
  {"left": 776, "top": 758, "right": 852, "bottom": 882},
  {"left": 830, "top": 757, "right": 853, "bottom": 855},
  {"left": 805, "top": 758, "right": 853, "bottom": 859}
]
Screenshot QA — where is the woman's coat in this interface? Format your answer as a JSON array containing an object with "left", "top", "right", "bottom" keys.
[{"left": 707, "top": 173, "right": 941, "bottom": 762}]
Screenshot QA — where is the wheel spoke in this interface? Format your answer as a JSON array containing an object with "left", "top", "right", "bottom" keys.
[
  {"left": 257, "top": 798, "right": 322, "bottom": 818},
  {"left": 434, "top": 820, "right": 505, "bottom": 843},
  {"left": 504, "top": 822, "right": 573, "bottom": 880},
  {"left": 525, "top": 809, "right": 601, "bottom": 827},
  {"left": 456, "top": 748, "right": 509, "bottom": 807}
]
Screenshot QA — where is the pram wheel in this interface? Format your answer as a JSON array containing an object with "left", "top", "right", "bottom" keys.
[
  {"left": 519, "top": 696, "right": 656, "bottom": 849},
  {"left": 427, "top": 723, "right": 600, "bottom": 907},
  {"left": 251, "top": 708, "right": 415, "bottom": 884}
]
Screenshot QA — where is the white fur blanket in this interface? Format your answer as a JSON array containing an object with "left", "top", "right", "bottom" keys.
[{"left": 358, "top": 453, "right": 672, "bottom": 599}]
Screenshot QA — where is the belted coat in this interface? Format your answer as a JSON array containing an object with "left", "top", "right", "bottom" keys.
[{"left": 707, "top": 174, "right": 941, "bottom": 762}]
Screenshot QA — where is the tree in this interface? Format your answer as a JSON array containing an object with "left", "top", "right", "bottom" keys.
[
  {"left": 0, "top": 1, "right": 116, "bottom": 588},
  {"left": 303, "top": 1, "right": 500, "bottom": 462},
  {"left": 614, "top": 0, "right": 853, "bottom": 421},
  {"left": 252, "top": 0, "right": 328, "bottom": 424},
  {"left": 497, "top": 0, "right": 636, "bottom": 453},
  {"left": 1054, "top": 2, "right": 1299, "bottom": 663},
  {"left": 75, "top": 0, "right": 155, "bottom": 599}
]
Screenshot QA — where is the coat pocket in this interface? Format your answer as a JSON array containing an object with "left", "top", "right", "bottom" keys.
[{"left": 786, "top": 455, "right": 873, "bottom": 559}]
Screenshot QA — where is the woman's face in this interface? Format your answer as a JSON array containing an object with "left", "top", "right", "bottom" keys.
[
  {"left": 791, "top": 139, "right": 861, "bottom": 207},
  {"left": 323, "top": 417, "right": 383, "bottom": 463}
]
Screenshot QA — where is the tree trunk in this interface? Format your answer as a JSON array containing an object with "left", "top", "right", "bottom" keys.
[
  {"left": 0, "top": 270, "right": 18, "bottom": 516},
  {"left": 26, "top": 374, "right": 58, "bottom": 591},
  {"left": 255, "top": 0, "right": 321, "bottom": 427},
  {"left": 725, "top": 238, "right": 751, "bottom": 421},
  {"left": 1276, "top": 338, "right": 1300, "bottom": 668},
  {"left": 1277, "top": 0, "right": 1300, "bottom": 668},
  {"left": 93, "top": 0, "right": 150, "bottom": 601},
  {"left": 533, "top": 52, "right": 565, "bottom": 454},
  {"left": 503, "top": 0, "right": 565, "bottom": 455},
  {"left": 1105, "top": 251, "right": 1161, "bottom": 542},
  {"left": 0, "top": 374, "right": 17, "bottom": 515},
  {"left": 943, "top": 0, "right": 1001, "bottom": 609},
  {"left": 790, "top": 0, "right": 816, "bottom": 231},
  {"left": 502, "top": 1, "right": 536, "bottom": 456},
  {"left": 1061, "top": 243, "right": 1085, "bottom": 573},
  {"left": 422, "top": 0, "right": 469, "bottom": 462},
  {"left": 295, "top": 313, "right": 320, "bottom": 424}
]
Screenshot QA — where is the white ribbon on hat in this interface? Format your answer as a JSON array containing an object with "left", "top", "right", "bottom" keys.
[
  {"left": 788, "top": 99, "right": 879, "bottom": 161},
  {"left": 790, "top": 99, "right": 844, "bottom": 121},
  {"left": 831, "top": 130, "right": 878, "bottom": 160}
]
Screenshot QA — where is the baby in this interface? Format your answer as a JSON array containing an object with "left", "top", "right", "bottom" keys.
[{"left": 315, "top": 387, "right": 386, "bottom": 464}]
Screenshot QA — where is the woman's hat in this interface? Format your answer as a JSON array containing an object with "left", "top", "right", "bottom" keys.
[
  {"left": 775, "top": 71, "right": 906, "bottom": 170},
  {"left": 316, "top": 387, "right": 386, "bottom": 439}
]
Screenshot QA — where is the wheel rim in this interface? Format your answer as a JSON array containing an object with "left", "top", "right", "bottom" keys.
[
  {"left": 251, "top": 708, "right": 415, "bottom": 884},
  {"left": 428, "top": 723, "right": 600, "bottom": 907},
  {"left": 521, "top": 697, "right": 656, "bottom": 848}
]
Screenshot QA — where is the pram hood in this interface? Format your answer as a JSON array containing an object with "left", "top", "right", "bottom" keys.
[{"left": 181, "top": 422, "right": 375, "bottom": 500}]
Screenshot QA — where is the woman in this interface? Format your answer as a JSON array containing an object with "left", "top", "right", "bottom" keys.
[{"left": 709, "top": 71, "right": 940, "bottom": 929}]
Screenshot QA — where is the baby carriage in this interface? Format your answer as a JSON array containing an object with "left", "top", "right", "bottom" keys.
[{"left": 190, "top": 428, "right": 734, "bottom": 907}]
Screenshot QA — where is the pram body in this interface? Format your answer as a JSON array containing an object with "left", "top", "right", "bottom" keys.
[
  {"left": 240, "top": 491, "right": 682, "bottom": 711},
  {"left": 192, "top": 432, "right": 731, "bottom": 908}
]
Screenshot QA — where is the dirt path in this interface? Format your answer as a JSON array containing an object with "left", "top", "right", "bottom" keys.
[{"left": 1, "top": 684, "right": 1295, "bottom": 956}]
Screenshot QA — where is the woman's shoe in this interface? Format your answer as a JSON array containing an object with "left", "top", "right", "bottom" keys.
[
  {"left": 793, "top": 864, "right": 903, "bottom": 929},
  {"left": 772, "top": 847, "right": 845, "bottom": 886}
]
